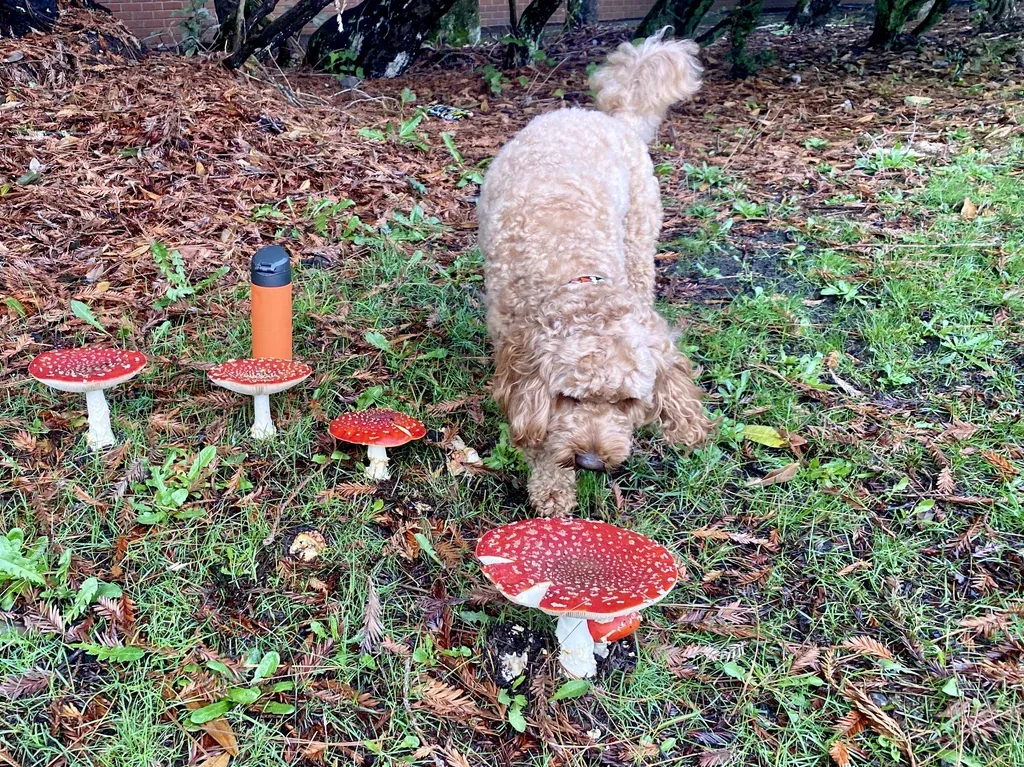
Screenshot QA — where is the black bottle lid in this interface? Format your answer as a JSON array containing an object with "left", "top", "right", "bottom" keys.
[{"left": 250, "top": 245, "right": 291, "bottom": 288}]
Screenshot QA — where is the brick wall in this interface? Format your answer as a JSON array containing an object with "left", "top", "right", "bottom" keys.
[
  {"left": 597, "top": 0, "right": 652, "bottom": 21},
  {"left": 107, "top": 0, "right": 661, "bottom": 43},
  {"left": 104, "top": 0, "right": 201, "bottom": 42},
  {"left": 105, "top": 0, "right": 338, "bottom": 44},
  {"left": 103, "top": 0, "right": 184, "bottom": 40},
  {"left": 479, "top": 0, "right": 815, "bottom": 28}
]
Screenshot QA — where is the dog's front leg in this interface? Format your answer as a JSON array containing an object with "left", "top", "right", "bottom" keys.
[{"left": 524, "top": 448, "right": 576, "bottom": 517}]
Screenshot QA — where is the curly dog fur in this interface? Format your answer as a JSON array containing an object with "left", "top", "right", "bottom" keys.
[{"left": 478, "top": 32, "right": 714, "bottom": 516}]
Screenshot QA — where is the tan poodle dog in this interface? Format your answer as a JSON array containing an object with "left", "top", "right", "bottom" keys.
[{"left": 477, "top": 32, "right": 714, "bottom": 517}]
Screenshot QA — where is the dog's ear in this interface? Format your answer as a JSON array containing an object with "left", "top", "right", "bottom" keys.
[
  {"left": 491, "top": 332, "right": 552, "bottom": 448},
  {"left": 651, "top": 346, "right": 714, "bottom": 449}
]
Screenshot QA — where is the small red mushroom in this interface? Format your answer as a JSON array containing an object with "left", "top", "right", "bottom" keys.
[
  {"left": 28, "top": 348, "right": 147, "bottom": 450},
  {"left": 589, "top": 613, "right": 641, "bottom": 659},
  {"left": 476, "top": 518, "right": 678, "bottom": 678},
  {"left": 589, "top": 612, "right": 641, "bottom": 643},
  {"left": 328, "top": 409, "right": 426, "bottom": 481},
  {"left": 208, "top": 358, "right": 312, "bottom": 439}
]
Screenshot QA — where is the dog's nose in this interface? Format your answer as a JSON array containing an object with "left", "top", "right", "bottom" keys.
[{"left": 574, "top": 452, "right": 607, "bottom": 472}]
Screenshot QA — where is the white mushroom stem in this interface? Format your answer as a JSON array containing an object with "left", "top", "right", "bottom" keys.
[
  {"left": 250, "top": 394, "right": 276, "bottom": 439},
  {"left": 555, "top": 616, "right": 597, "bottom": 679},
  {"left": 594, "top": 642, "right": 610, "bottom": 659},
  {"left": 365, "top": 444, "right": 390, "bottom": 481},
  {"left": 84, "top": 388, "right": 115, "bottom": 450}
]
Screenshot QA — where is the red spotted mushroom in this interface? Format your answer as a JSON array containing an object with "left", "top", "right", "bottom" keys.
[
  {"left": 328, "top": 409, "right": 426, "bottom": 481},
  {"left": 475, "top": 518, "right": 678, "bottom": 678},
  {"left": 208, "top": 358, "right": 312, "bottom": 439},
  {"left": 28, "top": 348, "right": 147, "bottom": 450}
]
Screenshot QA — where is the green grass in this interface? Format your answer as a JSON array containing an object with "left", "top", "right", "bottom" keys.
[{"left": 2, "top": 75, "right": 1024, "bottom": 767}]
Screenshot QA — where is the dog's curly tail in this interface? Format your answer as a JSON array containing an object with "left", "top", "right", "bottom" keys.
[{"left": 589, "top": 28, "right": 703, "bottom": 144}]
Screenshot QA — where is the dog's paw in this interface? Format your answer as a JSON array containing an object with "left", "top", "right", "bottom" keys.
[{"left": 531, "top": 487, "right": 576, "bottom": 518}]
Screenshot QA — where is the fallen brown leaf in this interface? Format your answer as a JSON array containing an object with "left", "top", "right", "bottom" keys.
[
  {"left": 960, "top": 197, "right": 978, "bottom": 220},
  {"left": 981, "top": 450, "right": 1017, "bottom": 479},
  {"left": 842, "top": 685, "right": 915, "bottom": 765},
  {"left": 833, "top": 709, "right": 867, "bottom": 738},
  {"left": 940, "top": 420, "right": 978, "bottom": 442},
  {"left": 829, "top": 739, "right": 852, "bottom": 767},
  {"left": 840, "top": 635, "right": 895, "bottom": 662},
  {"left": 789, "top": 645, "right": 820, "bottom": 674},
  {"left": 829, "top": 371, "right": 864, "bottom": 398},
  {"left": 380, "top": 636, "right": 412, "bottom": 656},
  {"left": 958, "top": 612, "right": 1010, "bottom": 638},
  {"left": 360, "top": 576, "right": 383, "bottom": 654},
  {"left": 698, "top": 749, "right": 736, "bottom": 767},
  {"left": 836, "top": 560, "right": 871, "bottom": 576},
  {"left": 437, "top": 747, "right": 473, "bottom": 767},
  {"left": 937, "top": 466, "right": 955, "bottom": 495},
  {"left": 745, "top": 461, "right": 800, "bottom": 487},
  {"left": 201, "top": 717, "right": 238, "bottom": 756},
  {"left": 11, "top": 430, "right": 36, "bottom": 453},
  {"left": 195, "top": 754, "right": 231, "bottom": 767},
  {"left": 416, "top": 677, "right": 489, "bottom": 721},
  {"left": 0, "top": 669, "right": 51, "bottom": 700}
]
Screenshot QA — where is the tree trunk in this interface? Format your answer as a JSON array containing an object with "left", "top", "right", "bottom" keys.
[
  {"left": 213, "top": 0, "right": 236, "bottom": 25},
  {"left": 503, "top": 0, "right": 563, "bottom": 66},
  {"left": 224, "top": 0, "right": 328, "bottom": 69},
  {"left": 214, "top": 0, "right": 279, "bottom": 52},
  {"left": 636, "top": 0, "right": 713, "bottom": 38},
  {"left": 0, "top": 0, "right": 58, "bottom": 37},
  {"left": 305, "top": 0, "right": 461, "bottom": 77},
  {"left": 564, "top": 0, "right": 596, "bottom": 30},
  {"left": 911, "top": 0, "right": 949, "bottom": 35},
  {"left": 786, "top": 0, "right": 808, "bottom": 25},
  {"left": 983, "top": 0, "right": 1021, "bottom": 28},
  {"left": 808, "top": 0, "right": 838, "bottom": 25},
  {"left": 869, "top": 0, "right": 928, "bottom": 48},
  {"left": 437, "top": 0, "right": 480, "bottom": 45},
  {"left": 727, "top": 0, "right": 765, "bottom": 77},
  {"left": 694, "top": 12, "right": 729, "bottom": 43},
  {"left": 787, "top": 0, "right": 838, "bottom": 27}
]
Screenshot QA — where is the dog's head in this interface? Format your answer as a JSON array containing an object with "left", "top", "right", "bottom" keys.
[{"left": 492, "top": 294, "right": 709, "bottom": 471}]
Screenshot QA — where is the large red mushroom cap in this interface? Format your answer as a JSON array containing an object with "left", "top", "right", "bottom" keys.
[
  {"left": 28, "top": 348, "right": 147, "bottom": 393},
  {"left": 208, "top": 358, "right": 312, "bottom": 395},
  {"left": 328, "top": 409, "right": 426, "bottom": 448},
  {"left": 475, "top": 518, "right": 679, "bottom": 620}
]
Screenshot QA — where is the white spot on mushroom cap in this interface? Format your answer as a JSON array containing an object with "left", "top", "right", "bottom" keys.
[
  {"left": 478, "top": 556, "right": 513, "bottom": 566},
  {"left": 509, "top": 580, "right": 551, "bottom": 608}
]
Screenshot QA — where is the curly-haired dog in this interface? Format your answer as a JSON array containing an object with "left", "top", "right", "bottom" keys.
[{"left": 477, "top": 32, "right": 714, "bottom": 517}]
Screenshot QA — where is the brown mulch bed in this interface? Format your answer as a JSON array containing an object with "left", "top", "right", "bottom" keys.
[{"left": 1, "top": 7, "right": 1021, "bottom": 369}]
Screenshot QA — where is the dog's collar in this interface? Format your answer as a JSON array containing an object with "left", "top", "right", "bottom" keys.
[{"left": 567, "top": 275, "right": 608, "bottom": 285}]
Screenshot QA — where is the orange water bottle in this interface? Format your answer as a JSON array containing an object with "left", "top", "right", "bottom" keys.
[{"left": 250, "top": 245, "right": 292, "bottom": 360}]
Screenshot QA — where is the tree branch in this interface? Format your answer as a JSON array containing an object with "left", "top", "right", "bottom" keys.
[
  {"left": 224, "top": 0, "right": 330, "bottom": 68},
  {"left": 637, "top": 0, "right": 714, "bottom": 38}
]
